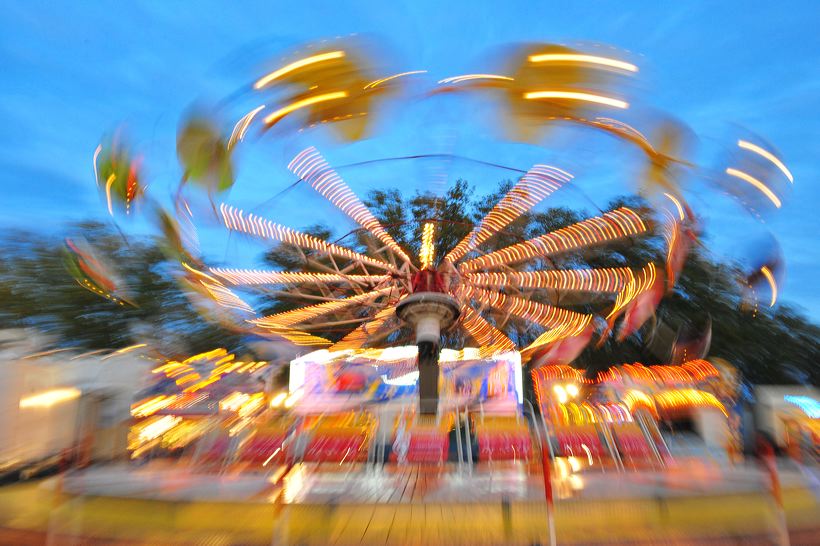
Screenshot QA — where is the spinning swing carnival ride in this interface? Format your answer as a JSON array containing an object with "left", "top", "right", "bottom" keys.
[{"left": 82, "top": 39, "right": 794, "bottom": 436}]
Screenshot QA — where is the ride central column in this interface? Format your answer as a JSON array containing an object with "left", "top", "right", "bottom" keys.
[{"left": 396, "top": 272, "right": 460, "bottom": 415}]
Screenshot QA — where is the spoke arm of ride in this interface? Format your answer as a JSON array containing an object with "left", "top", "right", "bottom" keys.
[
  {"left": 288, "top": 147, "right": 413, "bottom": 264},
  {"left": 460, "top": 305, "right": 516, "bottom": 356},
  {"left": 182, "top": 262, "right": 254, "bottom": 314},
  {"left": 219, "top": 203, "right": 397, "bottom": 273},
  {"left": 521, "top": 315, "right": 593, "bottom": 354},
  {"left": 459, "top": 207, "right": 647, "bottom": 272},
  {"left": 249, "top": 323, "right": 332, "bottom": 347},
  {"left": 465, "top": 267, "right": 635, "bottom": 293},
  {"left": 329, "top": 306, "right": 397, "bottom": 351},
  {"left": 465, "top": 285, "right": 591, "bottom": 330},
  {"left": 444, "top": 164, "right": 571, "bottom": 264},
  {"left": 250, "top": 286, "right": 394, "bottom": 328},
  {"left": 208, "top": 267, "right": 389, "bottom": 287}
]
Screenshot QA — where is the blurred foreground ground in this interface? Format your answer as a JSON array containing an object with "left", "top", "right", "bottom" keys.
[{"left": 0, "top": 459, "right": 816, "bottom": 545}]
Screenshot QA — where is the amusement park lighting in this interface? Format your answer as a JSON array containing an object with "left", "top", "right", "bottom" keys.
[
  {"left": 566, "top": 384, "right": 580, "bottom": 398},
  {"left": 263, "top": 91, "right": 348, "bottom": 125},
  {"left": 528, "top": 53, "right": 639, "bottom": 73},
  {"left": 664, "top": 193, "right": 686, "bottom": 221},
  {"left": 760, "top": 266, "right": 778, "bottom": 307},
  {"left": 19, "top": 388, "right": 81, "bottom": 409},
  {"left": 438, "top": 74, "right": 514, "bottom": 84},
  {"left": 270, "top": 392, "right": 288, "bottom": 408},
  {"left": 737, "top": 140, "right": 794, "bottom": 183},
  {"left": 523, "top": 90, "right": 629, "bottom": 109},
  {"left": 419, "top": 222, "right": 436, "bottom": 269},
  {"left": 444, "top": 164, "right": 571, "bottom": 264},
  {"left": 289, "top": 147, "right": 412, "bottom": 263},
  {"left": 784, "top": 395, "right": 820, "bottom": 419},
  {"left": 364, "top": 70, "right": 428, "bottom": 90},
  {"left": 725, "top": 168, "right": 782, "bottom": 208},
  {"left": 254, "top": 50, "right": 346, "bottom": 89},
  {"left": 553, "top": 385, "right": 568, "bottom": 404}
]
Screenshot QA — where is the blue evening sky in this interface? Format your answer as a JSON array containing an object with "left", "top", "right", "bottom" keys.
[{"left": 1, "top": 1, "right": 819, "bottom": 318}]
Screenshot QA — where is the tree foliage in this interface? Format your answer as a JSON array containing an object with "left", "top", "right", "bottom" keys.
[{"left": 2, "top": 178, "right": 817, "bottom": 388}]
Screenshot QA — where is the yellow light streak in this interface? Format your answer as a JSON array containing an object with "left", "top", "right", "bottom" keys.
[
  {"left": 253, "top": 287, "right": 393, "bottom": 328},
  {"left": 524, "top": 90, "right": 629, "bottom": 109},
  {"left": 438, "top": 74, "right": 513, "bottom": 84},
  {"left": 467, "top": 268, "right": 634, "bottom": 293},
  {"left": 254, "top": 50, "right": 345, "bottom": 89},
  {"left": 738, "top": 140, "right": 793, "bottom": 183},
  {"left": 208, "top": 268, "right": 388, "bottom": 286},
  {"left": 263, "top": 91, "right": 348, "bottom": 125},
  {"left": 528, "top": 53, "right": 638, "bottom": 73},
  {"left": 131, "top": 395, "right": 177, "bottom": 417},
  {"left": 663, "top": 193, "right": 685, "bottom": 221},
  {"left": 20, "top": 388, "right": 81, "bottom": 409},
  {"left": 760, "top": 266, "right": 777, "bottom": 307},
  {"left": 725, "top": 168, "right": 782, "bottom": 208},
  {"left": 461, "top": 207, "right": 645, "bottom": 271},
  {"left": 364, "top": 70, "right": 427, "bottom": 89},
  {"left": 419, "top": 222, "right": 436, "bottom": 268},
  {"left": 105, "top": 174, "right": 116, "bottom": 215}
]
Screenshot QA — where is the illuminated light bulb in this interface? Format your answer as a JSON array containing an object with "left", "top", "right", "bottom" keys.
[
  {"left": 553, "top": 385, "right": 568, "bottom": 404},
  {"left": 566, "top": 384, "right": 579, "bottom": 398}
]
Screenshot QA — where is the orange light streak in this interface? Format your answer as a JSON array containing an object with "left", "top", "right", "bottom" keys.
[
  {"left": 254, "top": 50, "right": 345, "bottom": 89},
  {"left": 208, "top": 268, "right": 388, "bottom": 286},
  {"left": 460, "top": 305, "right": 516, "bottom": 356},
  {"left": 725, "top": 168, "right": 782, "bottom": 208},
  {"left": 460, "top": 207, "right": 646, "bottom": 271},
  {"left": 219, "top": 203, "right": 395, "bottom": 272},
  {"left": 760, "top": 266, "right": 777, "bottom": 307},
  {"left": 330, "top": 306, "right": 395, "bottom": 351},
  {"left": 252, "top": 286, "right": 394, "bottom": 328},
  {"left": 738, "top": 140, "right": 793, "bottom": 183},
  {"left": 465, "top": 286, "right": 590, "bottom": 329},
  {"left": 263, "top": 91, "right": 348, "bottom": 125},
  {"left": 663, "top": 193, "right": 685, "bottom": 221},
  {"left": 466, "top": 268, "right": 634, "bottom": 293},
  {"left": 445, "top": 164, "right": 571, "bottom": 264},
  {"left": 289, "top": 148, "right": 411, "bottom": 263}
]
